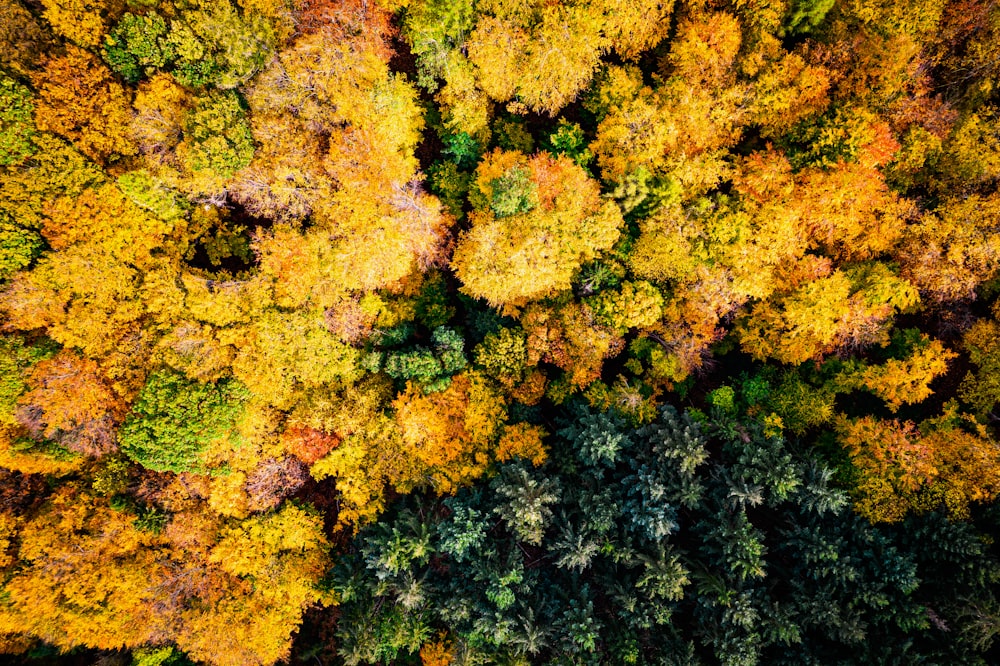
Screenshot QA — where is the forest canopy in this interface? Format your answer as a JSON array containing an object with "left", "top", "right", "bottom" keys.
[{"left": 2, "top": 0, "right": 1000, "bottom": 664}]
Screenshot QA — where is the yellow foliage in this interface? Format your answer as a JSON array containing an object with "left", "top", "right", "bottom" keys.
[
  {"left": 394, "top": 372, "right": 506, "bottom": 494},
  {"left": 0, "top": 485, "right": 164, "bottom": 650},
  {"left": 0, "top": 0, "right": 54, "bottom": 76},
  {"left": 132, "top": 74, "right": 191, "bottom": 162},
  {"left": 181, "top": 272, "right": 272, "bottom": 328},
  {"left": 0, "top": 512, "right": 19, "bottom": 569},
  {"left": 860, "top": 338, "right": 956, "bottom": 411},
  {"left": 1, "top": 243, "right": 144, "bottom": 358},
  {"left": 589, "top": 281, "right": 665, "bottom": 332},
  {"left": 32, "top": 46, "right": 136, "bottom": 162},
  {"left": 468, "top": 7, "right": 607, "bottom": 115},
  {"left": 17, "top": 351, "right": 125, "bottom": 456},
  {"left": 0, "top": 426, "right": 84, "bottom": 476},
  {"left": 306, "top": 379, "right": 423, "bottom": 528},
  {"left": 899, "top": 193, "right": 1000, "bottom": 303},
  {"left": 155, "top": 321, "right": 237, "bottom": 383},
  {"left": 437, "top": 52, "right": 494, "bottom": 140},
  {"left": 738, "top": 264, "right": 919, "bottom": 364},
  {"left": 589, "top": 76, "right": 674, "bottom": 182},
  {"left": 40, "top": 0, "right": 119, "bottom": 48},
  {"left": 597, "top": 0, "right": 673, "bottom": 60},
  {"left": 796, "top": 162, "right": 909, "bottom": 261},
  {"left": 746, "top": 39, "right": 831, "bottom": 135},
  {"left": 522, "top": 300, "right": 624, "bottom": 388},
  {"left": 838, "top": 410, "right": 1000, "bottom": 523},
  {"left": 666, "top": 12, "right": 742, "bottom": 87},
  {"left": 420, "top": 634, "right": 455, "bottom": 666},
  {"left": 452, "top": 150, "right": 622, "bottom": 307},
  {"left": 497, "top": 422, "right": 548, "bottom": 466},
  {"left": 209, "top": 472, "right": 250, "bottom": 519},
  {"left": 232, "top": 309, "right": 361, "bottom": 409},
  {"left": 209, "top": 503, "right": 329, "bottom": 595},
  {"left": 43, "top": 183, "right": 174, "bottom": 269}
]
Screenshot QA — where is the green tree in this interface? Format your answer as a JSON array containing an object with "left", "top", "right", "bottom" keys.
[
  {"left": 180, "top": 90, "right": 255, "bottom": 179},
  {"left": 120, "top": 371, "right": 248, "bottom": 473},
  {"left": 0, "top": 72, "right": 34, "bottom": 167},
  {"left": 103, "top": 13, "right": 174, "bottom": 83}
]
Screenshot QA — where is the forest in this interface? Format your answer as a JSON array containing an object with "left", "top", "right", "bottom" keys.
[{"left": 1, "top": 0, "right": 1000, "bottom": 663}]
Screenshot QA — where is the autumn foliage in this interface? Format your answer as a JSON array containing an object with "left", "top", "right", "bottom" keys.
[{"left": 1, "top": 0, "right": 1000, "bottom": 663}]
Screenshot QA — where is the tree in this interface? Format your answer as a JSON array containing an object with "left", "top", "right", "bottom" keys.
[
  {"left": 188, "top": 503, "right": 332, "bottom": 666},
  {"left": 32, "top": 46, "right": 136, "bottom": 162},
  {"left": 738, "top": 263, "right": 920, "bottom": 364},
  {"left": 393, "top": 372, "right": 507, "bottom": 494},
  {"left": 103, "top": 12, "right": 173, "bottom": 83},
  {"left": 521, "top": 299, "right": 625, "bottom": 389},
  {"left": 16, "top": 352, "right": 125, "bottom": 457},
  {"left": 467, "top": 6, "right": 607, "bottom": 115},
  {"left": 0, "top": 0, "right": 55, "bottom": 76},
  {"left": 245, "top": 15, "right": 450, "bottom": 294},
  {"left": 0, "top": 73, "right": 34, "bottom": 167},
  {"left": 178, "top": 90, "right": 255, "bottom": 181},
  {"left": 852, "top": 332, "right": 956, "bottom": 411},
  {"left": 0, "top": 242, "right": 145, "bottom": 358},
  {"left": 596, "top": 0, "right": 674, "bottom": 61},
  {"left": 231, "top": 309, "right": 361, "bottom": 409},
  {"left": 243, "top": 457, "right": 308, "bottom": 512},
  {"left": 587, "top": 280, "right": 665, "bottom": 333},
  {"left": 120, "top": 371, "right": 248, "bottom": 474},
  {"left": 837, "top": 407, "right": 1000, "bottom": 522},
  {"left": 39, "top": 0, "right": 119, "bottom": 49},
  {"left": 41, "top": 182, "right": 174, "bottom": 269},
  {"left": 401, "top": 0, "right": 476, "bottom": 90},
  {"left": 0, "top": 213, "right": 43, "bottom": 282},
  {"left": 166, "top": 1, "right": 277, "bottom": 89},
  {"left": 784, "top": 0, "right": 836, "bottom": 34},
  {"left": 129, "top": 73, "right": 191, "bottom": 164},
  {"left": 492, "top": 463, "right": 561, "bottom": 546},
  {"left": 451, "top": 150, "right": 623, "bottom": 308},
  {"left": 378, "top": 326, "right": 468, "bottom": 393},
  {"left": 960, "top": 312, "right": 1000, "bottom": 417},
  {"left": 0, "top": 483, "right": 168, "bottom": 650},
  {"left": 898, "top": 194, "right": 1000, "bottom": 304}
]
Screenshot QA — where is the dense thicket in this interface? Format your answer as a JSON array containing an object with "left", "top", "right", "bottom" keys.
[{"left": 0, "top": 0, "right": 999, "bottom": 664}]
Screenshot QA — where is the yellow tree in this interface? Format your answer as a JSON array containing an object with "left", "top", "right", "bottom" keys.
[
  {"left": 0, "top": 484, "right": 168, "bottom": 650},
  {"left": 588, "top": 12, "right": 747, "bottom": 193},
  {"left": 42, "top": 183, "right": 174, "bottom": 269},
  {"left": 393, "top": 371, "right": 507, "bottom": 494},
  {"left": 16, "top": 352, "right": 126, "bottom": 457},
  {"left": 738, "top": 263, "right": 920, "bottom": 365},
  {"left": 0, "top": 0, "right": 55, "bottom": 76},
  {"left": 596, "top": 0, "right": 674, "bottom": 61},
  {"left": 32, "top": 46, "right": 135, "bottom": 163},
  {"left": 246, "top": 13, "right": 450, "bottom": 296},
  {"left": 306, "top": 376, "right": 426, "bottom": 527},
  {"left": 467, "top": 5, "right": 607, "bottom": 115},
  {"left": 130, "top": 74, "right": 191, "bottom": 167},
  {"left": 856, "top": 336, "right": 956, "bottom": 411},
  {"left": 451, "top": 150, "right": 622, "bottom": 308},
  {"left": 183, "top": 503, "right": 331, "bottom": 666},
  {"left": 898, "top": 193, "right": 1000, "bottom": 304},
  {"left": 0, "top": 482, "right": 332, "bottom": 666},
  {"left": 40, "top": 0, "right": 120, "bottom": 48},
  {"left": 231, "top": 309, "right": 362, "bottom": 409},
  {"left": 960, "top": 307, "right": 1000, "bottom": 417},
  {"left": 794, "top": 161, "right": 910, "bottom": 262},
  {"left": 838, "top": 406, "right": 1000, "bottom": 523},
  {"left": 521, "top": 299, "right": 624, "bottom": 389},
  {"left": 1, "top": 243, "right": 144, "bottom": 358}
]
